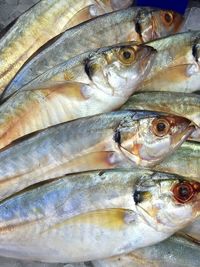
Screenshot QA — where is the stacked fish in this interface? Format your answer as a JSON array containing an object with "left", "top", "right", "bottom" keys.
[{"left": 0, "top": 1, "right": 200, "bottom": 266}]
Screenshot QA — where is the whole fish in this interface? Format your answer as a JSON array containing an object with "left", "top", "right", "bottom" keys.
[
  {"left": 2, "top": 7, "right": 183, "bottom": 99},
  {"left": 0, "top": 170, "right": 199, "bottom": 262},
  {"left": 154, "top": 141, "right": 200, "bottom": 180},
  {"left": 0, "top": 0, "right": 124, "bottom": 96},
  {"left": 15, "top": 42, "right": 156, "bottom": 91},
  {"left": 122, "top": 91, "right": 200, "bottom": 141},
  {"left": 0, "top": 110, "right": 193, "bottom": 200},
  {"left": 0, "top": 43, "right": 156, "bottom": 149},
  {"left": 92, "top": 234, "right": 200, "bottom": 267},
  {"left": 138, "top": 31, "right": 200, "bottom": 93}
]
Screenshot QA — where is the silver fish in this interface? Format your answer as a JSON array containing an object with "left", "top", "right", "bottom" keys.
[
  {"left": 0, "top": 110, "right": 193, "bottom": 200},
  {"left": 139, "top": 31, "right": 200, "bottom": 93},
  {"left": 0, "top": 43, "right": 156, "bottom": 149},
  {"left": 2, "top": 7, "right": 183, "bottom": 99},
  {"left": 123, "top": 91, "right": 200, "bottom": 127},
  {"left": 0, "top": 170, "right": 199, "bottom": 262},
  {"left": 122, "top": 91, "right": 200, "bottom": 141}
]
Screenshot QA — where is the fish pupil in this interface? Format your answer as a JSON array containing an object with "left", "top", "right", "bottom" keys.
[
  {"left": 178, "top": 185, "right": 189, "bottom": 198},
  {"left": 164, "top": 13, "right": 172, "bottom": 24},
  {"left": 156, "top": 122, "right": 166, "bottom": 132},
  {"left": 123, "top": 51, "right": 131, "bottom": 59}
]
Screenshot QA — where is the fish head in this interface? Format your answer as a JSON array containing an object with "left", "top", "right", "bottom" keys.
[
  {"left": 134, "top": 173, "right": 200, "bottom": 233},
  {"left": 146, "top": 10, "right": 183, "bottom": 41},
  {"left": 116, "top": 114, "right": 194, "bottom": 166},
  {"left": 85, "top": 44, "right": 156, "bottom": 98}
]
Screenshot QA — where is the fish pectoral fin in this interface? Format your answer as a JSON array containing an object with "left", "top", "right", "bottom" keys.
[
  {"left": 44, "top": 209, "right": 137, "bottom": 233},
  {"left": 64, "top": 5, "right": 100, "bottom": 30},
  {"left": 55, "top": 151, "right": 120, "bottom": 174},
  {"left": 26, "top": 81, "right": 93, "bottom": 101}
]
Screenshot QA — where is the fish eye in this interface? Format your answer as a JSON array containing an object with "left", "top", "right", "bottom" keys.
[
  {"left": 172, "top": 182, "right": 194, "bottom": 203},
  {"left": 161, "top": 11, "right": 174, "bottom": 26},
  {"left": 118, "top": 47, "right": 136, "bottom": 65},
  {"left": 151, "top": 118, "right": 171, "bottom": 137}
]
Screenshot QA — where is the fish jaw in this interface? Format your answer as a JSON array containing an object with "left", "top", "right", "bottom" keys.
[{"left": 116, "top": 115, "right": 194, "bottom": 167}]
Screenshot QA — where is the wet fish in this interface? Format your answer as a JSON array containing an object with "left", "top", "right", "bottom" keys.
[
  {"left": 0, "top": 110, "right": 193, "bottom": 200},
  {"left": 2, "top": 7, "right": 183, "bottom": 99},
  {"left": 92, "top": 234, "right": 200, "bottom": 267},
  {"left": 123, "top": 92, "right": 200, "bottom": 127},
  {"left": 122, "top": 91, "right": 200, "bottom": 141},
  {"left": 0, "top": 0, "right": 126, "bottom": 96},
  {"left": 138, "top": 31, "right": 200, "bottom": 93},
  {"left": 0, "top": 43, "right": 156, "bottom": 149},
  {"left": 154, "top": 141, "right": 200, "bottom": 180},
  {"left": 0, "top": 170, "right": 199, "bottom": 262}
]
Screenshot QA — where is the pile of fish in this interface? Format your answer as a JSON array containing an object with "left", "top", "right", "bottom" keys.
[{"left": 0, "top": 0, "right": 200, "bottom": 266}]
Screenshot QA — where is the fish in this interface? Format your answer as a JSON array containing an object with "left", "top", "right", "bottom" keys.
[
  {"left": 122, "top": 91, "right": 200, "bottom": 141},
  {"left": 0, "top": 0, "right": 128, "bottom": 96},
  {"left": 122, "top": 91, "right": 200, "bottom": 127},
  {"left": 154, "top": 141, "right": 200, "bottom": 180},
  {"left": 92, "top": 234, "right": 200, "bottom": 267},
  {"left": 2, "top": 7, "right": 183, "bottom": 99},
  {"left": 0, "top": 170, "right": 199, "bottom": 262},
  {"left": 0, "top": 43, "right": 156, "bottom": 149},
  {"left": 0, "top": 110, "right": 193, "bottom": 200},
  {"left": 138, "top": 31, "right": 200, "bottom": 93}
]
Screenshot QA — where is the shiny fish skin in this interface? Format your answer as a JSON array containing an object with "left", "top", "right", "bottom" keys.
[
  {"left": 122, "top": 91, "right": 200, "bottom": 141},
  {"left": 0, "top": 170, "right": 199, "bottom": 262},
  {"left": 18, "top": 42, "right": 156, "bottom": 91},
  {"left": 92, "top": 235, "right": 200, "bottom": 267},
  {"left": 0, "top": 0, "right": 119, "bottom": 96},
  {"left": 2, "top": 8, "right": 183, "bottom": 99},
  {"left": 0, "top": 110, "right": 193, "bottom": 200},
  {"left": 139, "top": 31, "right": 200, "bottom": 93},
  {"left": 154, "top": 141, "right": 200, "bottom": 180},
  {"left": 0, "top": 43, "right": 156, "bottom": 149},
  {"left": 123, "top": 91, "right": 200, "bottom": 126}
]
